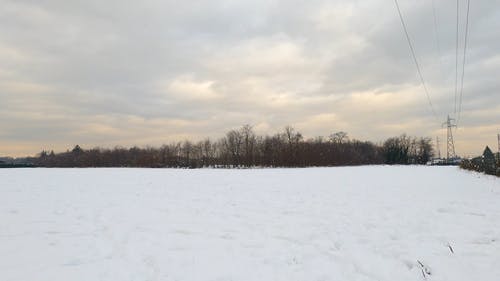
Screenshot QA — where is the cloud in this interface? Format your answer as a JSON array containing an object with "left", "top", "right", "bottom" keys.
[
  {"left": 163, "top": 76, "right": 221, "bottom": 101},
  {"left": 0, "top": 0, "right": 499, "bottom": 156}
]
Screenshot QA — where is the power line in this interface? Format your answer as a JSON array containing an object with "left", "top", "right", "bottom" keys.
[
  {"left": 457, "top": 0, "right": 471, "bottom": 127},
  {"left": 431, "top": 0, "right": 444, "bottom": 71},
  {"left": 454, "top": 0, "right": 460, "bottom": 116},
  {"left": 394, "top": 0, "right": 439, "bottom": 121}
]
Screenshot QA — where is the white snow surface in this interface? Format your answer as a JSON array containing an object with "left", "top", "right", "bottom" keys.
[{"left": 1, "top": 166, "right": 500, "bottom": 281}]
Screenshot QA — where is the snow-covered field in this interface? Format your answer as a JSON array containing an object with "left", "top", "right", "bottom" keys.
[{"left": 1, "top": 166, "right": 499, "bottom": 281}]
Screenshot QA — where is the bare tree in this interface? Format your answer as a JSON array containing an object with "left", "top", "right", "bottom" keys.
[
  {"left": 329, "top": 131, "right": 348, "bottom": 144},
  {"left": 223, "top": 129, "right": 243, "bottom": 167},
  {"left": 240, "top": 125, "right": 256, "bottom": 167}
]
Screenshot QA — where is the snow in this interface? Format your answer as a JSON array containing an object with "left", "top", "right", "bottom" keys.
[{"left": 1, "top": 166, "right": 499, "bottom": 281}]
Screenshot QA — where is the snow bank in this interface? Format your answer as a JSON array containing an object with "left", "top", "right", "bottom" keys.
[{"left": 1, "top": 166, "right": 499, "bottom": 281}]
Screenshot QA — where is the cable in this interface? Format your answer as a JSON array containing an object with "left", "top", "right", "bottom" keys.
[
  {"left": 457, "top": 0, "right": 471, "bottom": 126},
  {"left": 431, "top": 0, "right": 444, "bottom": 70},
  {"left": 454, "top": 0, "right": 459, "bottom": 115},
  {"left": 394, "top": 0, "right": 439, "bottom": 121}
]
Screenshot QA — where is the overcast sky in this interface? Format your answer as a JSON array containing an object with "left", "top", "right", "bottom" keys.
[{"left": 0, "top": 0, "right": 498, "bottom": 157}]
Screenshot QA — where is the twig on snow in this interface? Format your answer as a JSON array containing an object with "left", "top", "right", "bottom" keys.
[
  {"left": 447, "top": 243, "right": 455, "bottom": 254},
  {"left": 417, "top": 260, "right": 431, "bottom": 279}
]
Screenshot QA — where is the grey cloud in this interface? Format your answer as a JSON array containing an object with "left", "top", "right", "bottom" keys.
[{"left": 0, "top": 0, "right": 499, "bottom": 156}]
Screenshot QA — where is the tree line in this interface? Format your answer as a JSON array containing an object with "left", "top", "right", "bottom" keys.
[
  {"left": 33, "top": 125, "right": 434, "bottom": 168},
  {"left": 460, "top": 146, "right": 500, "bottom": 177}
]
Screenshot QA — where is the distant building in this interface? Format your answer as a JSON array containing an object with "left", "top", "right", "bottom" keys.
[
  {"left": 0, "top": 157, "right": 13, "bottom": 164},
  {"left": 0, "top": 157, "right": 35, "bottom": 168}
]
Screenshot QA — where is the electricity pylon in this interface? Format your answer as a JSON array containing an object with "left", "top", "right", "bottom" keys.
[
  {"left": 436, "top": 136, "right": 441, "bottom": 159},
  {"left": 442, "top": 115, "right": 456, "bottom": 161},
  {"left": 497, "top": 133, "right": 500, "bottom": 154}
]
